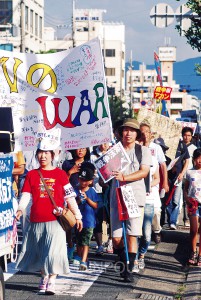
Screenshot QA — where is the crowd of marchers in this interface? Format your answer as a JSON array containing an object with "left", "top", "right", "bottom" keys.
[{"left": 11, "top": 118, "right": 201, "bottom": 294}]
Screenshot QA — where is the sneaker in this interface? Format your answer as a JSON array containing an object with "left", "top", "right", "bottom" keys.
[
  {"left": 170, "top": 224, "right": 177, "bottom": 230},
  {"left": 107, "top": 240, "right": 113, "bottom": 253},
  {"left": 73, "top": 255, "right": 81, "bottom": 265},
  {"left": 138, "top": 257, "right": 145, "bottom": 270},
  {"left": 96, "top": 245, "right": 104, "bottom": 255},
  {"left": 184, "top": 220, "right": 190, "bottom": 227},
  {"left": 45, "top": 281, "right": 55, "bottom": 295},
  {"left": 188, "top": 250, "right": 198, "bottom": 265},
  {"left": 38, "top": 276, "right": 48, "bottom": 290},
  {"left": 132, "top": 263, "right": 139, "bottom": 273},
  {"left": 79, "top": 261, "right": 88, "bottom": 271}
]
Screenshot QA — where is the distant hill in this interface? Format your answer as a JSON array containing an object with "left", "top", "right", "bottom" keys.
[{"left": 125, "top": 57, "right": 201, "bottom": 99}]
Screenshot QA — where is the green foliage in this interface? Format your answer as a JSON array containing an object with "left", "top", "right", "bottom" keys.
[
  {"left": 176, "top": 0, "right": 201, "bottom": 51},
  {"left": 108, "top": 95, "right": 129, "bottom": 127},
  {"left": 176, "top": 0, "right": 201, "bottom": 74},
  {"left": 37, "top": 50, "right": 57, "bottom": 54}
]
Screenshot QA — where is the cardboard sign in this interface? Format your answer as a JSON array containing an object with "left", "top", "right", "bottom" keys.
[{"left": 120, "top": 185, "right": 141, "bottom": 218}]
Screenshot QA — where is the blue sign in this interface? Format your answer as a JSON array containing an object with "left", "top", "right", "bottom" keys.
[{"left": 0, "top": 155, "right": 14, "bottom": 236}]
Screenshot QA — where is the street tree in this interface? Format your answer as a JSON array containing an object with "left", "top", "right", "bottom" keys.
[{"left": 176, "top": 0, "right": 201, "bottom": 74}]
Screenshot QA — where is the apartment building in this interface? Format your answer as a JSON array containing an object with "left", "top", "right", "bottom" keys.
[{"left": 0, "top": 0, "right": 44, "bottom": 53}]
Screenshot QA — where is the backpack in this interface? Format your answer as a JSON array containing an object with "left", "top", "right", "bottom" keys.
[{"left": 135, "top": 143, "right": 150, "bottom": 193}]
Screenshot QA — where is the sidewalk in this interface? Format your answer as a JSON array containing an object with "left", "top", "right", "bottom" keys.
[{"left": 116, "top": 226, "right": 201, "bottom": 300}]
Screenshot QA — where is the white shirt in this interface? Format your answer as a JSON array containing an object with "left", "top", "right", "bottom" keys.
[{"left": 149, "top": 141, "right": 166, "bottom": 164}]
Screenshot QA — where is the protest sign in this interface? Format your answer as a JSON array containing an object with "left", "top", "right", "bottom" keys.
[
  {"left": 120, "top": 185, "right": 141, "bottom": 218},
  {"left": 137, "top": 108, "right": 182, "bottom": 160},
  {"left": 0, "top": 154, "right": 14, "bottom": 250},
  {"left": 177, "top": 121, "right": 197, "bottom": 136},
  {"left": 153, "top": 86, "right": 172, "bottom": 100},
  {"left": 0, "top": 38, "right": 113, "bottom": 151},
  {"left": 93, "top": 142, "right": 131, "bottom": 183}
]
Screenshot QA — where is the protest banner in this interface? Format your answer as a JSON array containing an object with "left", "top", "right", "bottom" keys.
[
  {"left": 93, "top": 142, "right": 131, "bottom": 183},
  {"left": 177, "top": 120, "right": 197, "bottom": 136},
  {"left": 0, "top": 38, "right": 113, "bottom": 151},
  {"left": 0, "top": 154, "right": 14, "bottom": 250},
  {"left": 137, "top": 108, "right": 182, "bottom": 160}
]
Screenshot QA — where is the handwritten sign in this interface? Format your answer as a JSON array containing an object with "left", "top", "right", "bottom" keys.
[
  {"left": 154, "top": 86, "right": 172, "bottom": 100},
  {"left": 0, "top": 38, "right": 113, "bottom": 151},
  {"left": 93, "top": 142, "right": 131, "bottom": 183},
  {"left": 120, "top": 185, "right": 141, "bottom": 218},
  {"left": 137, "top": 108, "right": 182, "bottom": 160}
]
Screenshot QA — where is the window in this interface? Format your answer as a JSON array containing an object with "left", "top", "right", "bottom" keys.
[
  {"left": 105, "top": 68, "right": 115, "bottom": 76},
  {"left": 39, "top": 16, "right": 42, "bottom": 39},
  {"left": 25, "top": 6, "right": 28, "bottom": 31},
  {"left": 171, "top": 109, "right": 181, "bottom": 115},
  {"left": 30, "top": 10, "right": 33, "bottom": 34},
  {"left": 35, "top": 13, "right": 38, "bottom": 36},
  {"left": 105, "top": 49, "right": 115, "bottom": 57},
  {"left": 171, "top": 98, "right": 182, "bottom": 104},
  {"left": 0, "top": 1, "right": 12, "bottom": 24},
  {"left": 162, "top": 76, "right": 168, "bottom": 82}
]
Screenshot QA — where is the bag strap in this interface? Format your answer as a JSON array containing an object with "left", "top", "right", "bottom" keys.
[{"left": 37, "top": 169, "right": 58, "bottom": 211}]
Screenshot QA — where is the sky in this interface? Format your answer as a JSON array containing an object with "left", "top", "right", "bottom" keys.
[{"left": 44, "top": 0, "right": 200, "bottom": 64}]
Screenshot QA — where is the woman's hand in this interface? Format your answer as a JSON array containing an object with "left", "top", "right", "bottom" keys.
[
  {"left": 69, "top": 164, "right": 81, "bottom": 176},
  {"left": 76, "top": 219, "right": 83, "bottom": 232},
  {"left": 15, "top": 210, "right": 23, "bottom": 221}
]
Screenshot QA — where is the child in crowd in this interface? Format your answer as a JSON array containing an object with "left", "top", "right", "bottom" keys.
[
  {"left": 74, "top": 164, "right": 99, "bottom": 270},
  {"left": 184, "top": 148, "right": 201, "bottom": 266}
]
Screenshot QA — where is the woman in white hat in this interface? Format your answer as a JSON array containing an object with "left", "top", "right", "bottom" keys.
[{"left": 15, "top": 129, "right": 82, "bottom": 295}]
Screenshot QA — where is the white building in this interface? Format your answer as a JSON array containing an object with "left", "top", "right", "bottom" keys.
[
  {"left": 45, "top": 9, "right": 125, "bottom": 98},
  {"left": 0, "top": 0, "right": 44, "bottom": 53},
  {"left": 126, "top": 46, "right": 200, "bottom": 119}
]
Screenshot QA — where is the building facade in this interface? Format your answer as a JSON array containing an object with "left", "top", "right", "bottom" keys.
[
  {"left": 126, "top": 46, "right": 200, "bottom": 119},
  {"left": 0, "top": 0, "right": 44, "bottom": 53}
]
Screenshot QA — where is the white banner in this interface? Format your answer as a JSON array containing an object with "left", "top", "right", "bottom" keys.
[{"left": 0, "top": 38, "right": 113, "bottom": 151}]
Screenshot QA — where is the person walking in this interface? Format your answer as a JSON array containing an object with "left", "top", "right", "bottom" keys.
[
  {"left": 184, "top": 148, "right": 201, "bottom": 266},
  {"left": 182, "top": 127, "right": 197, "bottom": 227},
  {"left": 166, "top": 138, "right": 190, "bottom": 229},
  {"left": 74, "top": 164, "right": 99, "bottom": 270},
  {"left": 62, "top": 147, "right": 91, "bottom": 261},
  {"left": 110, "top": 118, "right": 152, "bottom": 282},
  {"left": 140, "top": 121, "right": 169, "bottom": 244},
  {"left": 15, "top": 133, "right": 82, "bottom": 295}
]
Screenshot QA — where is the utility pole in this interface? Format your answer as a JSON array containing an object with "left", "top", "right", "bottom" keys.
[
  {"left": 20, "top": 0, "right": 25, "bottom": 52},
  {"left": 129, "top": 50, "right": 133, "bottom": 118},
  {"left": 72, "top": 0, "right": 76, "bottom": 47}
]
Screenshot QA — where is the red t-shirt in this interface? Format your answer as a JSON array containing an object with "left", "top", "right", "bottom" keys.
[{"left": 22, "top": 168, "right": 73, "bottom": 222}]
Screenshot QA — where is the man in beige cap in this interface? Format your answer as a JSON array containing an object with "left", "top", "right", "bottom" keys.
[{"left": 110, "top": 118, "right": 152, "bottom": 282}]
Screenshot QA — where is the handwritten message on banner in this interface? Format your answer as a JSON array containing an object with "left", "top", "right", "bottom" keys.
[
  {"left": 0, "top": 38, "right": 113, "bottom": 151},
  {"left": 93, "top": 142, "right": 131, "bottom": 183},
  {"left": 0, "top": 154, "right": 14, "bottom": 251},
  {"left": 137, "top": 108, "right": 182, "bottom": 160}
]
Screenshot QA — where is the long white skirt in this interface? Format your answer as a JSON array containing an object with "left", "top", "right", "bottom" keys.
[{"left": 16, "top": 220, "right": 69, "bottom": 275}]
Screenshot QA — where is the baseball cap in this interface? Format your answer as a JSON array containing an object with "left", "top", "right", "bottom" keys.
[{"left": 79, "top": 167, "right": 94, "bottom": 181}]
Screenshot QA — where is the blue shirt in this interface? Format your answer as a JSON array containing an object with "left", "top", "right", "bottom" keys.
[{"left": 75, "top": 187, "right": 99, "bottom": 228}]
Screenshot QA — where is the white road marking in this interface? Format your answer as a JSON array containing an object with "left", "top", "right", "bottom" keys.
[
  {"left": 56, "top": 261, "right": 110, "bottom": 297},
  {"left": 4, "top": 263, "right": 18, "bottom": 281},
  {"left": 4, "top": 260, "right": 110, "bottom": 297}
]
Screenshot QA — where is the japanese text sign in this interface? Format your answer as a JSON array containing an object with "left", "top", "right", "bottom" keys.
[{"left": 154, "top": 86, "right": 172, "bottom": 100}]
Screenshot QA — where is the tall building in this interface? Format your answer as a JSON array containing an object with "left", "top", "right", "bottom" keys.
[
  {"left": 0, "top": 0, "right": 44, "bottom": 53},
  {"left": 44, "top": 8, "right": 125, "bottom": 98},
  {"left": 126, "top": 46, "right": 200, "bottom": 119}
]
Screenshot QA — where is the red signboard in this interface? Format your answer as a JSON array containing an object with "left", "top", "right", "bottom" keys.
[{"left": 153, "top": 86, "right": 172, "bottom": 100}]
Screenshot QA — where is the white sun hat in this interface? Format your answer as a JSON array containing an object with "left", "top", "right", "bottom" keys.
[{"left": 36, "top": 127, "right": 61, "bottom": 151}]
